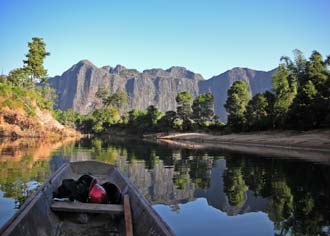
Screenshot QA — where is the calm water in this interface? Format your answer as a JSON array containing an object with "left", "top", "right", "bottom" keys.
[{"left": 0, "top": 137, "right": 330, "bottom": 236}]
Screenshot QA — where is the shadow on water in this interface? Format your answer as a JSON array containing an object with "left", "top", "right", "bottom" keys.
[{"left": 1, "top": 136, "right": 330, "bottom": 235}]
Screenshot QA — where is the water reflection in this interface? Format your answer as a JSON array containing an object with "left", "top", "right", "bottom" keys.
[{"left": 0, "top": 137, "right": 330, "bottom": 235}]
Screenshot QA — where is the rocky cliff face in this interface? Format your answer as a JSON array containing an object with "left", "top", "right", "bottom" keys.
[{"left": 48, "top": 60, "right": 275, "bottom": 121}]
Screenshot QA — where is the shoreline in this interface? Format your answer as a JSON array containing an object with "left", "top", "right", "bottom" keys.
[
  {"left": 151, "top": 130, "right": 330, "bottom": 161},
  {"left": 157, "top": 130, "right": 330, "bottom": 150}
]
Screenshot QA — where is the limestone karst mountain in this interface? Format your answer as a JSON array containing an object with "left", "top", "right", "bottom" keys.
[{"left": 48, "top": 60, "right": 275, "bottom": 121}]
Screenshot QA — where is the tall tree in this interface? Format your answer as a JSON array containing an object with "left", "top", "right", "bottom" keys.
[
  {"left": 146, "top": 105, "right": 164, "bottom": 127},
  {"left": 192, "top": 93, "right": 216, "bottom": 126},
  {"left": 245, "top": 93, "right": 269, "bottom": 131},
  {"left": 176, "top": 91, "right": 193, "bottom": 130},
  {"left": 157, "top": 111, "right": 177, "bottom": 131},
  {"left": 288, "top": 80, "right": 318, "bottom": 129},
  {"left": 272, "top": 65, "right": 297, "bottom": 128},
  {"left": 224, "top": 81, "right": 250, "bottom": 131},
  {"left": 23, "top": 37, "right": 50, "bottom": 84}
]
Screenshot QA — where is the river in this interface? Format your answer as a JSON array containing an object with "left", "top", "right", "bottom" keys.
[{"left": 0, "top": 137, "right": 329, "bottom": 236}]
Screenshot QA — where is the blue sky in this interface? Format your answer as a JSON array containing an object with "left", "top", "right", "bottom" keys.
[{"left": 1, "top": 0, "right": 329, "bottom": 79}]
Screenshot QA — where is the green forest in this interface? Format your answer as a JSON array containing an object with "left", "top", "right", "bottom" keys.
[
  {"left": 1, "top": 38, "right": 330, "bottom": 135},
  {"left": 61, "top": 50, "right": 329, "bottom": 134}
]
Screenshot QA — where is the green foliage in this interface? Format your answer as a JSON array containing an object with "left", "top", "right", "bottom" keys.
[
  {"left": 54, "top": 109, "right": 82, "bottom": 128},
  {"left": 95, "top": 86, "right": 109, "bottom": 105},
  {"left": 273, "top": 50, "right": 330, "bottom": 129},
  {"left": 272, "top": 64, "right": 297, "bottom": 128},
  {"left": 0, "top": 81, "right": 55, "bottom": 117},
  {"left": 245, "top": 93, "right": 274, "bottom": 131},
  {"left": 7, "top": 68, "right": 32, "bottom": 88},
  {"left": 172, "top": 118, "right": 184, "bottom": 131},
  {"left": 127, "top": 109, "right": 148, "bottom": 130},
  {"left": 267, "top": 178, "right": 293, "bottom": 224},
  {"left": 23, "top": 37, "right": 50, "bottom": 83},
  {"left": 192, "top": 93, "right": 216, "bottom": 126},
  {"left": 35, "top": 85, "right": 57, "bottom": 110},
  {"left": 176, "top": 91, "right": 193, "bottom": 130},
  {"left": 223, "top": 158, "right": 248, "bottom": 206},
  {"left": 287, "top": 80, "right": 318, "bottom": 129},
  {"left": 146, "top": 105, "right": 164, "bottom": 127},
  {"left": 157, "top": 111, "right": 177, "bottom": 131},
  {"left": 96, "top": 88, "right": 128, "bottom": 115},
  {"left": 225, "top": 81, "right": 251, "bottom": 131},
  {"left": 104, "top": 90, "right": 128, "bottom": 111},
  {"left": 75, "top": 106, "right": 121, "bottom": 134}
]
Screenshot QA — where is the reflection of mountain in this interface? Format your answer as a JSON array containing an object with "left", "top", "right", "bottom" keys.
[
  {"left": 118, "top": 161, "right": 195, "bottom": 205},
  {"left": 194, "top": 160, "right": 268, "bottom": 216}
]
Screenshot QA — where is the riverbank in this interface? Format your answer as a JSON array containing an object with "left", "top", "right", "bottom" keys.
[
  {"left": 152, "top": 130, "right": 330, "bottom": 161},
  {"left": 0, "top": 107, "right": 80, "bottom": 139},
  {"left": 158, "top": 130, "right": 330, "bottom": 150}
]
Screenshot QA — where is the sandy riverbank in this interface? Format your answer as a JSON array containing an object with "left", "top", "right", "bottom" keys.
[
  {"left": 159, "top": 130, "right": 330, "bottom": 150},
  {"left": 154, "top": 130, "right": 330, "bottom": 161}
]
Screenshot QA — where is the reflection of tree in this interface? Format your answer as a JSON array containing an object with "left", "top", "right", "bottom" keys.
[
  {"left": 238, "top": 154, "right": 330, "bottom": 236},
  {"left": 0, "top": 158, "right": 49, "bottom": 209},
  {"left": 266, "top": 176, "right": 293, "bottom": 230},
  {"left": 173, "top": 160, "right": 190, "bottom": 190},
  {"left": 223, "top": 158, "right": 247, "bottom": 207},
  {"left": 189, "top": 158, "right": 211, "bottom": 189},
  {"left": 242, "top": 160, "right": 271, "bottom": 198},
  {"left": 91, "top": 138, "right": 117, "bottom": 163}
]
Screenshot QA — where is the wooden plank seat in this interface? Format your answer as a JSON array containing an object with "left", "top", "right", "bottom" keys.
[{"left": 51, "top": 201, "right": 124, "bottom": 214}]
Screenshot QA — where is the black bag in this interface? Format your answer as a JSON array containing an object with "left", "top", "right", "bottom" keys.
[{"left": 53, "top": 175, "right": 95, "bottom": 202}]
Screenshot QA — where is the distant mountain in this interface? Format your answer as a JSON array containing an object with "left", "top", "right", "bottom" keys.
[
  {"left": 199, "top": 67, "right": 275, "bottom": 120},
  {"left": 48, "top": 60, "right": 275, "bottom": 121}
]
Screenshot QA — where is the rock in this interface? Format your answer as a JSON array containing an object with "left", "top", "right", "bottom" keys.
[{"left": 48, "top": 60, "right": 275, "bottom": 121}]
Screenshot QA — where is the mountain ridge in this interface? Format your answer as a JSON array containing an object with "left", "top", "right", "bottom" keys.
[{"left": 48, "top": 60, "right": 275, "bottom": 121}]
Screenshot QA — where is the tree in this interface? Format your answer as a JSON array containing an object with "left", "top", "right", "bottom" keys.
[
  {"left": 176, "top": 91, "right": 193, "bottom": 130},
  {"left": 272, "top": 65, "right": 297, "bottom": 128},
  {"left": 105, "top": 90, "right": 128, "bottom": 111},
  {"left": 192, "top": 93, "right": 216, "bottom": 126},
  {"left": 280, "top": 50, "right": 330, "bottom": 129},
  {"left": 95, "top": 86, "right": 109, "bottom": 106},
  {"left": 287, "top": 80, "right": 318, "bottom": 129},
  {"left": 54, "top": 109, "right": 81, "bottom": 128},
  {"left": 263, "top": 90, "right": 276, "bottom": 128},
  {"left": 90, "top": 107, "right": 120, "bottom": 133},
  {"left": 245, "top": 93, "right": 269, "bottom": 130},
  {"left": 7, "top": 68, "right": 32, "bottom": 88},
  {"left": 146, "top": 105, "right": 164, "bottom": 127},
  {"left": 157, "top": 111, "right": 177, "bottom": 131},
  {"left": 23, "top": 37, "right": 50, "bottom": 83},
  {"left": 224, "top": 81, "right": 251, "bottom": 131},
  {"left": 305, "top": 51, "right": 330, "bottom": 128}
]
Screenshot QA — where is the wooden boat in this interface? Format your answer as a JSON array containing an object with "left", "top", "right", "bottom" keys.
[{"left": 0, "top": 161, "right": 174, "bottom": 236}]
